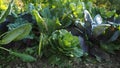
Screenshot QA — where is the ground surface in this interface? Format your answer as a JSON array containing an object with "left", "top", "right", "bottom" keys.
[{"left": 2, "top": 51, "right": 119, "bottom": 68}]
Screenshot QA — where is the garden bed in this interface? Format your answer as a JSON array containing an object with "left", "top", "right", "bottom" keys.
[{"left": 1, "top": 0, "right": 120, "bottom": 68}]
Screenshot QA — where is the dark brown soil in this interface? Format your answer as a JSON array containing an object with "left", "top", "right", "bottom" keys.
[{"left": 2, "top": 51, "right": 119, "bottom": 68}]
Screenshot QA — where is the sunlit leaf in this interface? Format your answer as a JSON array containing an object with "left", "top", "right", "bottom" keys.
[
  {"left": 0, "top": 0, "right": 14, "bottom": 23},
  {"left": 49, "top": 29, "right": 83, "bottom": 57},
  {"left": 32, "top": 9, "right": 48, "bottom": 32},
  {"left": 92, "top": 24, "right": 110, "bottom": 37},
  {"left": 94, "top": 14, "right": 102, "bottom": 25},
  {"left": 84, "top": 10, "right": 94, "bottom": 25},
  {"left": 84, "top": 10, "right": 94, "bottom": 36},
  {"left": 0, "top": 23, "right": 32, "bottom": 44}
]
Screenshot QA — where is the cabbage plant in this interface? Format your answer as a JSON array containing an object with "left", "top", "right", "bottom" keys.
[{"left": 49, "top": 29, "right": 83, "bottom": 57}]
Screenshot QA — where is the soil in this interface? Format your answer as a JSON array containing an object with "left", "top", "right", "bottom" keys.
[{"left": 2, "top": 51, "right": 120, "bottom": 68}]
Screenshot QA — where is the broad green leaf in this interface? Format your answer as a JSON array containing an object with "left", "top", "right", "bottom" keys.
[
  {"left": 72, "top": 47, "right": 83, "bottom": 57},
  {"left": 45, "top": 18, "right": 61, "bottom": 34},
  {"left": 70, "top": 3, "right": 76, "bottom": 11},
  {"left": 108, "top": 31, "right": 120, "bottom": 42},
  {"left": 41, "top": 7, "right": 51, "bottom": 18},
  {"left": 10, "top": 51, "right": 36, "bottom": 62},
  {"left": 14, "top": 23, "right": 32, "bottom": 40},
  {"left": 0, "top": 23, "right": 32, "bottom": 44},
  {"left": 0, "top": 47, "right": 36, "bottom": 62},
  {"left": 105, "top": 10, "right": 116, "bottom": 18},
  {"left": 32, "top": 10, "right": 48, "bottom": 32},
  {"left": 7, "top": 18, "right": 27, "bottom": 30},
  {"left": 92, "top": 24, "right": 111, "bottom": 37},
  {"left": 0, "top": 0, "right": 14, "bottom": 23}
]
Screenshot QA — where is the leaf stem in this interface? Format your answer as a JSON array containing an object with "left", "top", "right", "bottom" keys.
[
  {"left": 0, "top": 47, "right": 11, "bottom": 52},
  {"left": 38, "top": 33, "right": 43, "bottom": 56}
]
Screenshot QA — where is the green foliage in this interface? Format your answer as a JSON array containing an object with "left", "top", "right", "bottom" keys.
[
  {"left": 0, "top": 23, "right": 32, "bottom": 44},
  {"left": 10, "top": 51, "right": 36, "bottom": 62},
  {"left": 74, "top": 8, "right": 120, "bottom": 61},
  {"left": 32, "top": 9, "right": 48, "bottom": 32},
  {"left": 93, "top": 0, "right": 120, "bottom": 11},
  {"left": 41, "top": 29, "right": 83, "bottom": 67},
  {"left": 39, "top": 0, "right": 84, "bottom": 27},
  {"left": 0, "top": 47, "right": 36, "bottom": 62},
  {"left": 0, "top": 0, "right": 14, "bottom": 23},
  {"left": 22, "top": 0, "right": 40, "bottom": 5},
  {"left": 92, "top": 24, "right": 111, "bottom": 37},
  {"left": 32, "top": 9, "right": 62, "bottom": 34},
  {"left": 1, "top": 0, "right": 120, "bottom": 67},
  {"left": 7, "top": 18, "right": 28, "bottom": 30},
  {"left": 101, "top": 43, "right": 120, "bottom": 54},
  {"left": 49, "top": 29, "right": 83, "bottom": 57}
]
